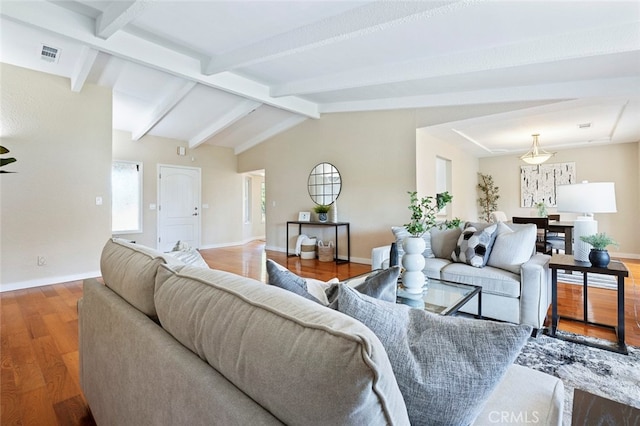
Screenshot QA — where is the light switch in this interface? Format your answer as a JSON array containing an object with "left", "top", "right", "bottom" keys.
[
  {"left": 202, "top": 204, "right": 209, "bottom": 209},
  {"left": 95, "top": 196, "right": 103, "bottom": 205},
  {"left": 149, "top": 204, "right": 156, "bottom": 210}
]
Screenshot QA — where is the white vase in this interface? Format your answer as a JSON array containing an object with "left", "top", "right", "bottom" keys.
[{"left": 402, "top": 236, "right": 426, "bottom": 294}]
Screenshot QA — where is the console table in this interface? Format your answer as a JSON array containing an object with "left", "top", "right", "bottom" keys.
[
  {"left": 286, "top": 221, "right": 350, "bottom": 264},
  {"left": 547, "top": 254, "right": 629, "bottom": 354}
]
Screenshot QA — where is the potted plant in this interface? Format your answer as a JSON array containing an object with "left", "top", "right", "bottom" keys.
[
  {"left": 535, "top": 201, "right": 548, "bottom": 217},
  {"left": 405, "top": 191, "right": 455, "bottom": 237},
  {"left": 477, "top": 173, "right": 499, "bottom": 222},
  {"left": 313, "top": 204, "right": 331, "bottom": 222},
  {"left": 402, "top": 191, "right": 458, "bottom": 293},
  {"left": 579, "top": 233, "right": 618, "bottom": 268}
]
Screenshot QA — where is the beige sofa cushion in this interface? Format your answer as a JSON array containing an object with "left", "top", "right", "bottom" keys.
[
  {"left": 100, "top": 238, "right": 184, "bottom": 317},
  {"left": 154, "top": 265, "right": 410, "bottom": 426}
]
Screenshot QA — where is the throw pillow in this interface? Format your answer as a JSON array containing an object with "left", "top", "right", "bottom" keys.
[
  {"left": 429, "top": 225, "right": 462, "bottom": 259},
  {"left": 266, "top": 259, "right": 323, "bottom": 304},
  {"left": 165, "top": 246, "right": 209, "bottom": 268},
  {"left": 325, "top": 266, "right": 401, "bottom": 309},
  {"left": 451, "top": 223, "right": 498, "bottom": 267},
  {"left": 487, "top": 222, "right": 537, "bottom": 274},
  {"left": 336, "top": 285, "right": 532, "bottom": 426}
]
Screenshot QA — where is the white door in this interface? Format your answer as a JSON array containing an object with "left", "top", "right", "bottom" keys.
[{"left": 157, "top": 165, "right": 201, "bottom": 252}]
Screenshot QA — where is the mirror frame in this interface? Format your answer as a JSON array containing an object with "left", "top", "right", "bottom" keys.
[{"left": 307, "top": 162, "right": 341, "bottom": 205}]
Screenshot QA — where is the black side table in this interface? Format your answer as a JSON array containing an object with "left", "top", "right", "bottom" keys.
[
  {"left": 547, "top": 254, "right": 629, "bottom": 354},
  {"left": 286, "top": 221, "right": 350, "bottom": 264}
]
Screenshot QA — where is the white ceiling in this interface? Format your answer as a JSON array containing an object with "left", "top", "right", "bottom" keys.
[{"left": 1, "top": 0, "right": 639, "bottom": 156}]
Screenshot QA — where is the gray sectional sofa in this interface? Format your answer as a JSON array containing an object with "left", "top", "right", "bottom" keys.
[
  {"left": 79, "top": 238, "right": 563, "bottom": 425},
  {"left": 372, "top": 222, "right": 552, "bottom": 330}
]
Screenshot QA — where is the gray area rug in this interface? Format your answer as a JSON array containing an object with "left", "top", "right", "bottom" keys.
[{"left": 515, "top": 332, "right": 639, "bottom": 425}]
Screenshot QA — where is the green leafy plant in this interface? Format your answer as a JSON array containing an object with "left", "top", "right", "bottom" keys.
[
  {"left": 0, "top": 145, "right": 17, "bottom": 173},
  {"left": 579, "top": 233, "right": 618, "bottom": 250},
  {"left": 535, "top": 202, "right": 548, "bottom": 217},
  {"left": 404, "top": 191, "right": 458, "bottom": 237},
  {"left": 313, "top": 204, "right": 330, "bottom": 214},
  {"left": 477, "top": 173, "right": 499, "bottom": 222}
]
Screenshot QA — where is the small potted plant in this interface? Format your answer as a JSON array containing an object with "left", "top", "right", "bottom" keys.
[
  {"left": 579, "top": 233, "right": 618, "bottom": 268},
  {"left": 402, "top": 191, "right": 459, "bottom": 293},
  {"left": 313, "top": 204, "right": 331, "bottom": 222}
]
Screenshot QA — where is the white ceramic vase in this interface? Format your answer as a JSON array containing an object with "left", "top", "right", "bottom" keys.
[{"left": 402, "top": 236, "right": 426, "bottom": 294}]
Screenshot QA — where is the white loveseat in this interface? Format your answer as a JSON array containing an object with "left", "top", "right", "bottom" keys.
[{"left": 372, "top": 222, "right": 552, "bottom": 331}]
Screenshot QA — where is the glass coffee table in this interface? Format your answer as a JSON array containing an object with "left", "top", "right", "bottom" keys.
[{"left": 397, "top": 277, "right": 482, "bottom": 317}]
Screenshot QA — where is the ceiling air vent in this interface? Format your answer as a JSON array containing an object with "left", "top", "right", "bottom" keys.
[
  {"left": 40, "top": 44, "right": 60, "bottom": 63},
  {"left": 577, "top": 123, "right": 591, "bottom": 129}
]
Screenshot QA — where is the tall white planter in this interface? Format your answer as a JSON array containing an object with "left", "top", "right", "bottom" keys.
[{"left": 402, "top": 236, "right": 426, "bottom": 294}]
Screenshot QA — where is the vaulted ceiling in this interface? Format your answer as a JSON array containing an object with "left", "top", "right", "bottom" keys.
[{"left": 1, "top": 0, "right": 639, "bottom": 156}]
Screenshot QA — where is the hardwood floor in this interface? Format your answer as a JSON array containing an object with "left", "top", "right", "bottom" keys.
[{"left": 1, "top": 241, "right": 639, "bottom": 425}]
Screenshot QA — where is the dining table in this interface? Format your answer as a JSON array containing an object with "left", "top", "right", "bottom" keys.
[{"left": 548, "top": 220, "right": 574, "bottom": 255}]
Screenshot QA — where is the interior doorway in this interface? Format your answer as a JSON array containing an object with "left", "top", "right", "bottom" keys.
[
  {"left": 243, "top": 170, "right": 266, "bottom": 243},
  {"left": 157, "top": 164, "right": 201, "bottom": 251}
]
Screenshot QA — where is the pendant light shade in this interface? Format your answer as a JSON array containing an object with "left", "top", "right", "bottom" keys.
[{"left": 520, "top": 134, "right": 555, "bottom": 165}]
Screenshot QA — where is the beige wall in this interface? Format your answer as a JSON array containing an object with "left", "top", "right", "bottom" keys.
[
  {"left": 238, "top": 110, "right": 480, "bottom": 262},
  {"left": 1, "top": 63, "right": 112, "bottom": 290},
  {"left": 241, "top": 173, "right": 266, "bottom": 242},
  {"left": 239, "top": 109, "right": 640, "bottom": 262},
  {"left": 479, "top": 142, "right": 640, "bottom": 258},
  {"left": 416, "top": 129, "right": 480, "bottom": 221},
  {"left": 113, "top": 130, "right": 251, "bottom": 249}
]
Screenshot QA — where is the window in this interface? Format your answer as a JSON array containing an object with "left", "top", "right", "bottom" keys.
[
  {"left": 435, "top": 156, "right": 452, "bottom": 216},
  {"left": 244, "top": 176, "right": 252, "bottom": 224},
  {"left": 260, "top": 180, "right": 266, "bottom": 223},
  {"left": 112, "top": 161, "right": 143, "bottom": 233}
]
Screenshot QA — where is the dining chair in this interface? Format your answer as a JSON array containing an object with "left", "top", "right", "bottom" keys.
[
  {"left": 512, "top": 216, "right": 553, "bottom": 255},
  {"left": 489, "top": 211, "right": 508, "bottom": 223},
  {"left": 546, "top": 214, "right": 565, "bottom": 253}
]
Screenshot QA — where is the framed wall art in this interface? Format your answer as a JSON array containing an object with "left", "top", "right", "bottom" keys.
[{"left": 520, "top": 162, "right": 576, "bottom": 207}]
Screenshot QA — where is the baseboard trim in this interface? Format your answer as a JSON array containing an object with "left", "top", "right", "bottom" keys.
[
  {"left": 1, "top": 270, "right": 101, "bottom": 293},
  {"left": 264, "top": 245, "right": 371, "bottom": 265}
]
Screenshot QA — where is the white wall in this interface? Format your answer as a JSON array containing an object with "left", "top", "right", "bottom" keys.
[
  {"left": 1, "top": 63, "right": 112, "bottom": 290},
  {"left": 112, "top": 130, "right": 249, "bottom": 249},
  {"left": 479, "top": 142, "right": 640, "bottom": 258}
]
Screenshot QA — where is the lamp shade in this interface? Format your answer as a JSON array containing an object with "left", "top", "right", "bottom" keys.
[{"left": 556, "top": 182, "right": 617, "bottom": 214}]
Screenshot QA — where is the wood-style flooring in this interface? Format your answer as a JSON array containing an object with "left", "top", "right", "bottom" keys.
[{"left": 1, "top": 240, "right": 639, "bottom": 425}]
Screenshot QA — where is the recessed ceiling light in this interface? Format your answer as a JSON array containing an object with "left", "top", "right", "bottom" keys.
[{"left": 577, "top": 123, "right": 591, "bottom": 129}]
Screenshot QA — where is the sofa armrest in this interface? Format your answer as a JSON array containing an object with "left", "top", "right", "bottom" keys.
[
  {"left": 371, "top": 245, "right": 391, "bottom": 270},
  {"left": 519, "top": 254, "right": 551, "bottom": 329}
]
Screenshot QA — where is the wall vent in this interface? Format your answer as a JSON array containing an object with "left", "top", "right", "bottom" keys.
[
  {"left": 40, "top": 44, "right": 60, "bottom": 63},
  {"left": 577, "top": 123, "right": 591, "bottom": 129}
]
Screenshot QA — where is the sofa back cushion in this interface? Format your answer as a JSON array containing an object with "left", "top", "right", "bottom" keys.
[
  {"left": 430, "top": 226, "right": 462, "bottom": 259},
  {"left": 154, "top": 265, "right": 410, "bottom": 426},
  {"left": 100, "top": 238, "right": 184, "bottom": 317}
]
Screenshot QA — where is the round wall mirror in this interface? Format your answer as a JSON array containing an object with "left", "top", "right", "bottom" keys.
[{"left": 308, "top": 162, "right": 341, "bottom": 205}]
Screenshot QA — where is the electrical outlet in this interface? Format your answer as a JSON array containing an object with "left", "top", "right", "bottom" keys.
[{"left": 37, "top": 256, "right": 46, "bottom": 266}]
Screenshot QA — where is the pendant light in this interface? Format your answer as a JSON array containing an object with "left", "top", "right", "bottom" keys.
[{"left": 520, "top": 134, "right": 555, "bottom": 165}]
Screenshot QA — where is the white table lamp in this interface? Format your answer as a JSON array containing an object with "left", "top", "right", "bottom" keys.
[{"left": 556, "top": 182, "right": 617, "bottom": 262}]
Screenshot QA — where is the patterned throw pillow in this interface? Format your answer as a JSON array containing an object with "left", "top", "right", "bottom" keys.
[
  {"left": 336, "top": 285, "right": 532, "bottom": 426},
  {"left": 451, "top": 223, "right": 498, "bottom": 267}
]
